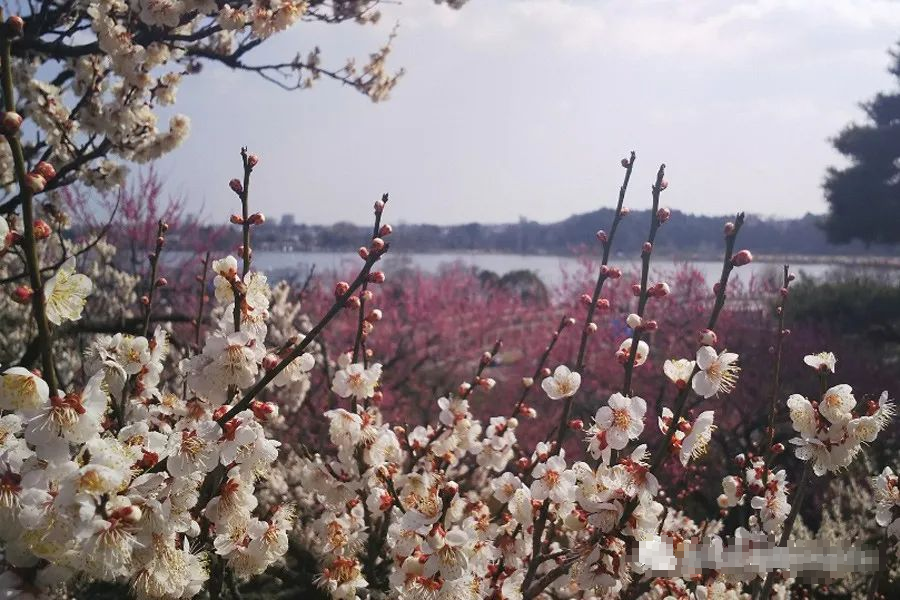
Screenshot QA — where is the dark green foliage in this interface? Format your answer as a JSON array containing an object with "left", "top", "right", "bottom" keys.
[
  {"left": 789, "top": 272, "right": 900, "bottom": 349},
  {"left": 824, "top": 45, "right": 900, "bottom": 245}
]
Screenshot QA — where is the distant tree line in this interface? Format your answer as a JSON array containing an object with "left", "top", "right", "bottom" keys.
[{"left": 162, "top": 209, "right": 897, "bottom": 257}]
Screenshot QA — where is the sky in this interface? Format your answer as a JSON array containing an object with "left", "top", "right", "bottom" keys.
[{"left": 157, "top": 0, "right": 900, "bottom": 226}]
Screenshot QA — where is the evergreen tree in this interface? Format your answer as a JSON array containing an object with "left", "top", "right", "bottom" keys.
[{"left": 824, "top": 45, "right": 900, "bottom": 245}]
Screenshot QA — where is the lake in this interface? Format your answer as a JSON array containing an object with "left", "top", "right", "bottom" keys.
[{"left": 244, "top": 251, "right": 897, "bottom": 288}]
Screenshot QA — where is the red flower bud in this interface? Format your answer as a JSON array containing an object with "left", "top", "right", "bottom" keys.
[
  {"left": 247, "top": 154, "right": 259, "bottom": 168},
  {"left": 229, "top": 178, "right": 243, "bottom": 193},
  {"left": 358, "top": 246, "right": 370, "bottom": 259},
  {"left": 33, "top": 219, "right": 51, "bottom": 240},
  {"left": 248, "top": 212, "right": 265, "bottom": 225},
  {"left": 659, "top": 180, "right": 669, "bottom": 191},
  {"left": 620, "top": 157, "right": 630, "bottom": 167},
  {"left": 585, "top": 322, "right": 598, "bottom": 334},
  {"left": 361, "top": 290, "right": 374, "bottom": 302},
  {"left": 631, "top": 283, "right": 641, "bottom": 296},
  {"left": 6, "top": 16, "right": 25, "bottom": 36},
  {"left": 379, "top": 224, "right": 393, "bottom": 237},
  {"left": 540, "top": 367, "right": 551, "bottom": 378},
  {"left": 771, "top": 443, "right": 785, "bottom": 455},
  {"left": 619, "top": 207, "right": 630, "bottom": 217},
  {"left": 230, "top": 214, "right": 244, "bottom": 224},
  {"left": 140, "top": 295, "right": 150, "bottom": 306},
  {"left": 374, "top": 199, "right": 385, "bottom": 213},
  {"left": 371, "top": 237, "right": 386, "bottom": 251},
  {"left": 34, "top": 161, "right": 56, "bottom": 180},
  {"left": 368, "top": 271, "right": 385, "bottom": 284},
  {"left": 596, "top": 230, "right": 608, "bottom": 243},
  {"left": 155, "top": 277, "right": 168, "bottom": 287},
  {"left": 642, "top": 241, "right": 653, "bottom": 254},
  {"left": 657, "top": 207, "right": 671, "bottom": 223},
  {"left": 25, "top": 173, "right": 46, "bottom": 193},
  {"left": 608, "top": 267, "right": 622, "bottom": 279},
  {"left": 595, "top": 298, "right": 610, "bottom": 310},
  {"left": 345, "top": 295, "right": 361, "bottom": 310},
  {"left": 731, "top": 249, "right": 753, "bottom": 267},
  {"left": 1, "top": 111, "right": 23, "bottom": 133},
  {"left": 568, "top": 419, "right": 583, "bottom": 431},
  {"left": 698, "top": 328, "right": 718, "bottom": 346},
  {"left": 580, "top": 293, "right": 592, "bottom": 306},
  {"left": 334, "top": 281, "right": 350, "bottom": 297},
  {"left": 723, "top": 221, "right": 735, "bottom": 236},
  {"left": 11, "top": 285, "right": 33, "bottom": 304}
]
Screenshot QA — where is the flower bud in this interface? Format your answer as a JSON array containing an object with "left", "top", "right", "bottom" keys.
[
  {"left": 565, "top": 317, "right": 576, "bottom": 326},
  {"left": 731, "top": 249, "right": 753, "bottom": 267},
  {"left": 33, "top": 219, "right": 51, "bottom": 240},
  {"left": 596, "top": 230, "right": 608, "bottom": 243},
  {"left": 334, "top": 281, "right": 350, "bottom": 297},
  {"left": 659, "top": 180, "right": 669, "bottom": 190},
  {"left": 155, "top": 277, "right": 168, "bottom": 287},
  {"left": 626, "top": 313, "right": 642, "bottom": 329},
  {"left": 229, "top": 178, "right": 243, "bottom": 193},
  {"left": 723, "top": 221, "right": 735, "bottom": 236},
  {"left": 368, "top": 271, "right": 385, "bottom": 284},
  {"left": 366, "top": 308, "right": 383, "bottom": 322},
  {"left": 248, "top": 212, "right": 265, "bottom": 225},
  {"left": 698, "top": 328, "right": 717, "bottom": 346},
  {"left": 6, "top": 16, "right": 25, "bottom": 37},
  {"left": 372, "top": 390, "right": 384, "bottom": 405},
  {"left": 540, "top": 367, "right": 551, "bottom": 378},
  {"left": 642, "top": 241, "right": 653, "bottom": 254},
  {"left": 585, "top": 322, "right": 598, "bottom": 334},
  {"left": 34, "top": 161, "right": 56, "bottom": 180},
  {"left": 263, "top": 354, "right": 280, "bottom": 370},
  {"left": 580, "top": 293, "right": 592, "bottom": 306},
  {"left": 779, "top": 287, "right": 788, "bottom": 298},
  {"left": 619, "top": 207, "right": 630, "bottom": 217},
  {"left": 247, "top": 154, "right": 260, "bottom": 167},
  {"left": 140, "top": 295, "right": 150, "bottom": 306},
  {"left": 251, "top": 400, "right": 277, "bottom": 421},
  {"left": 379, "top": 224, "right": 393, "bottom": 237},
  {"left": 345, "top": 295, "right": 361, "bottom": 310},
  {"left": 644, "top": 319, "right": 658, "bottom": 331},
  {"left": 608, "top": 267, "right": 622, "bottom": 279},
  {"left": 620, "top": 157, "right": 630, "bottom": 167},
  {"left": 371, "top": 237, "right": 385, "bottom": 251},
  {"left": 657, "top": 207, "right": 671, "bottom": 223},
  {"left": 230, "top": 214, "right": 244, "bottom": 224},
  {"left": 374, "top": 199, "right": 385, "bottom": 213},
  {"left": 517, "top": 457, "right": 531, "bottom": 471},
  {"left": 521, "top": 377, "right": 534, "bottom": 388},
  {"left": 361, "top": 290, "right": 374, "bottom": 302},
  {"left": 650, "top": 282, "right": 670, "bottom": 297},
  {"left": 25, "top": 173, "right": 46, "bottom": 193},
  {"left": 631, "top": 283, "right": 641, "bottom": 296},
  {"left": 595, "top": 298, "right": 610, "bottom": 310},
  {"left": 1, "top": 111, "right": 23, "bottom": 133},
  {"left": 568, "top": 419, "right": 583, "bottom": 431},
  {"left": 358, "top": 246, "right": 369, "bottom": 259},
  {"left": 11, "top": 285, "right": 32, "bottom": 304},
  {"left": 771, "top": 443, "right": 785, "bottom": 455}
]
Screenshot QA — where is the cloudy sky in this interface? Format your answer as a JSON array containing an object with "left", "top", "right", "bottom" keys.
[{"left": 158, "top": 0, "right": 900, "bottom": 225}]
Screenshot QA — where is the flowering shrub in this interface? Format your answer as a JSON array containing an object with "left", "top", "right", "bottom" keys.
[{"left": 1, "top": 15, "right": 899, "bottom": 600}]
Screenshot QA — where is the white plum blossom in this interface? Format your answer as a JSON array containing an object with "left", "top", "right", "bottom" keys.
[
  {"left": 0, "top": 367, "right": 50, "bottom": 412},
  {"left": 541, "top": 365, "right": 581, "bottom": 400},
  {"left": 803, "top": 352, "right": 836, "bottom": 373},
  {"left": 43, "top": 257, "right": 93, "bottom": 325},
  {"left": 531, "top": 455, "right": 576, "bottom": 503},
  {"left": 587, "top": 393, "right": 647, "bottom": 463},
  {"left": 332, "top": 362, "right": 382, "bottom": 400},
  {"left": 819, "top": 384, "right": 855, "bottom": 424},
  {"left": 617, "top": 338, "right": 649, "bottom": 366},
  {"left": 678, "top": 410, "right": 716, "bottom": 466},
  {"left": 692, "top": 346, "right": 740, "bottom": 398},
  {"left": 663, "top": 358, "right": 695, "bottom": 389}
]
